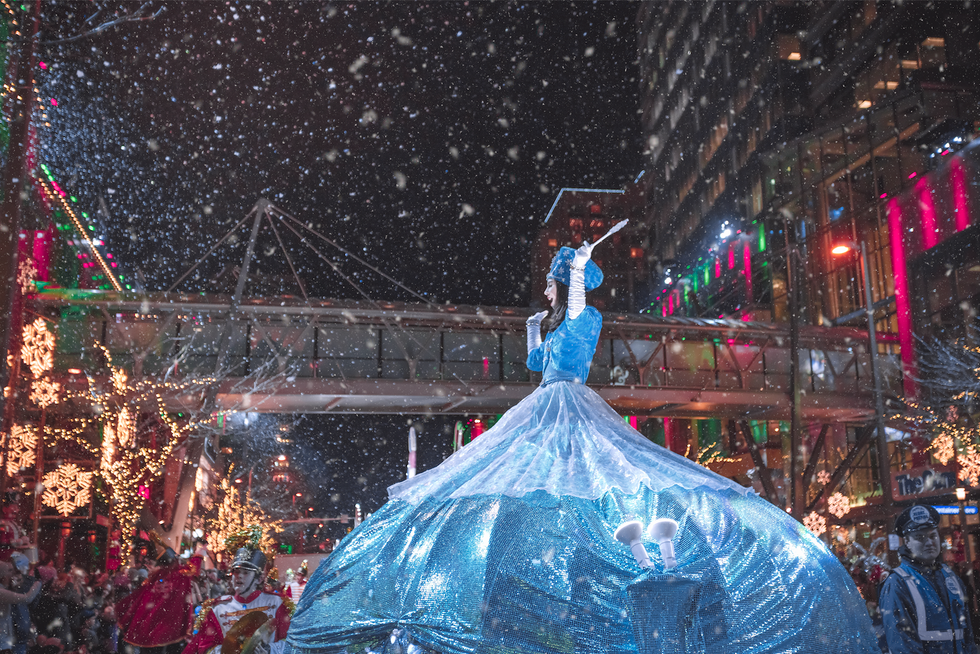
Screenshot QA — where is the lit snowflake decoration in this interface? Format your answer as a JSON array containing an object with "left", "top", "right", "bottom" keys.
[
  {"left": 803, "top": 511, "right": 827, "bottom": 536},
  {"left": 17, "top": 258, "right": 36, "bottom": 295},
  {"left": 29, "top": 378, "right": 60, "bottom": 409},
  {"left": 931, "top": 431, "right": 956, "bottom": 466},
  {"left": 816, "top": 470, "right": 831, "bottom": 486},
  {"left": 827, "top": 492, "right": 850, "bottom": 518},
  {"left": 958, "top": 445, "right": 980, "bottom": 486},
  {"left": 21, "top": 318, "right": 54, "bottom": 378},
  {"left": 4, "top": 424, "right": 37, "bottom": 476},
  {"left": 41, "top": 463, "right": 93, "bottom": 517}
]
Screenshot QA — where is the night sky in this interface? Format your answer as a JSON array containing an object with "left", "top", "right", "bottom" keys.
[{"left": 33, "top": 2, "right": 642, "bottom": 525}]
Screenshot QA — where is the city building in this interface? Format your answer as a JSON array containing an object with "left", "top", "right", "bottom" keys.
[
  {"left": 531, "top": 174, "right": 649, "bottom": 313},
  {"left": 634, "top": 0, "right": 980, "bottom": 533}
]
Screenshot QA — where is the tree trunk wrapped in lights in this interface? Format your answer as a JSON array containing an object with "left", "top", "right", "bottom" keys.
[{"left": 206, "top": 476, "right": 282, "bottom": 566}]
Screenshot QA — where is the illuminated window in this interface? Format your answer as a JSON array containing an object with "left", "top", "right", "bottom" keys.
[
  {"left": 630, "top": 248, "right": 644, "bottom": 259},
  {"left": 776, "top": 34, "right": 801, "bottom": 61},
  {"left": 589, "top": 204, "right": 602, "bottom": 214},
  {"left": 547, "top": 239, "right": 558, "bottom": 247},
  {"left": 569, "top": 218, "right": 583, "bottom": 230}
]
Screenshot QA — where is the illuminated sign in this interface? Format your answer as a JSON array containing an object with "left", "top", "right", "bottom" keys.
[
  {"left": 892, "top": 465, "right": 957, "bottom": 499},
  {"left": 932, "top": 505, "right": 978, "bottom": 515}
]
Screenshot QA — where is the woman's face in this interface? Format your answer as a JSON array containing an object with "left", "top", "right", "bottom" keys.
[{"left": 545, "top": 278, "right": 558, "bottom": 309}]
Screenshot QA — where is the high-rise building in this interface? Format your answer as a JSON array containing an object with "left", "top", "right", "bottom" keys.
[
  {"left": 635, "top": 0, "right": 980, "bottom": 529},
  {"left": 531, "top": 175, "right": 648, "bottom": 313},
  {"left": 638, "top": 1, "right": 979, "bottom": 328}
]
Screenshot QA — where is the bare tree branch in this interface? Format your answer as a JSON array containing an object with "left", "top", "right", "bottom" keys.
[{"left": 40, "top": 2, "right": 164, "bottom": 46}]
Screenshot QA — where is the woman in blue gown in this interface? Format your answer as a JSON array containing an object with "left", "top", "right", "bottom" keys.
[{"left": 286, "top": 242, "right": 880, "bottom": 654}]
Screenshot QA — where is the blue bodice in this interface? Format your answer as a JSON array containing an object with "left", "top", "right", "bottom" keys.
[{"left": 526, "top": 306, "right": 602, "bottom": 385}]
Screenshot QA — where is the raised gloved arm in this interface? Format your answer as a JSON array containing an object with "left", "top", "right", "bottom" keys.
[
  {"left": 526, "top": 311, "right": 548, "bottom": 354},
  {"left": 568, "top": 242, "right": 593, "bottom": 320}
]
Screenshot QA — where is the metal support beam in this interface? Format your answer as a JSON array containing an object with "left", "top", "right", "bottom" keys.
[
  {"left": 739, "top": 420, "right": 778, "bottom": 505},
  {"left": 806, "top": 423, "right": 875, "bottom": 514},
  {"left": 801, "top": 423, "right": 830, "bottom": 504}
]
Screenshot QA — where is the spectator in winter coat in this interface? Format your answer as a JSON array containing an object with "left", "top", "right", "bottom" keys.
[
  {"left": 880, "top": 504, "right": 979, "bottom": 654},
  {"left": 0, "top": 561, "right": 42, "bottom": 651}
]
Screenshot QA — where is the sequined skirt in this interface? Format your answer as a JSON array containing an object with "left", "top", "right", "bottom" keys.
[{"left": 285, "top": 382, "right": 879, "bottom": 654}]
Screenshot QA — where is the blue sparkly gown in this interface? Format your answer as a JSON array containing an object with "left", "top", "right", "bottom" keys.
[{"left": 286, "top": 306, "right": 880, "bottom": 654}]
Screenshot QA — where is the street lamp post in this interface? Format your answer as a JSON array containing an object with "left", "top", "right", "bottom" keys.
[
  {"left": 956, "top": 486, "right": 975, "bottom": 612},
  {"left": 832, "top": 241, "right": 891, "bottom": 509}
]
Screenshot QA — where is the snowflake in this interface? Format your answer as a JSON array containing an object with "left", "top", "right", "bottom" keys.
[
  {"left": 803, "top": 511, "right": 827, "bottom": 536},
  {"left": 816, "top": 470, "right": 831, "bottom": 486},
  {"left": 21, "top": 318, "right": 54, "bottom": 378},
  {"left": 827, "top": 492, "right": 850, "bottom": 518},
  {"left": 931, "top": 431, "right": 956, "bottom": 466},
  {"left": 4, "top": 424, "right": 36, "bottom": 476},
  {"left": 958, "top": 445, "right": 980, "bottom": 486},
  {"left": 17, "top": 258, "right": 36, "bottom": 295},
  {"left": 41, "top": 463, "right": 93, "bottom": 517},
  {"left": 29, "top": 378, "right": 60, "bottom": 409}
]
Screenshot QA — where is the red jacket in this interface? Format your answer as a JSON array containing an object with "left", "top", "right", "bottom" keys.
[{"left": 116, "top": 557, "right": 202, "bottom": 646}]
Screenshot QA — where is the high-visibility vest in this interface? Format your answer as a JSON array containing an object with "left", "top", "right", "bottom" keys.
[{"left": 893, "top": 563, "right": 969, "bottom": 642}]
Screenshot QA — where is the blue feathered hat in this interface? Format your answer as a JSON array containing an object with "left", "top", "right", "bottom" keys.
[{"left": 547, "top": 247, "right": 603, "bottom": 290}]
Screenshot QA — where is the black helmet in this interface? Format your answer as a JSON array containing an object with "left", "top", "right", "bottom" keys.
[
  {"left": 230, "top": 547, "right": 266, "bottom": 573},
  {"left": 156, "top": 547, "right": 178, "bottom": 566},
  {"left": 895, "top": 504, "right": 941, "bottom": 537}
]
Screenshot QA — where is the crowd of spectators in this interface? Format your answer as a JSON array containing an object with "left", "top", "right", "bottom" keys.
[{"left": 0, "top": 547, "right": 235, "bottom": 654}]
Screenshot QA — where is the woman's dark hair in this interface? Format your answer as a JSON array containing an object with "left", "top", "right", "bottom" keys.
[{"left": 547, "top": 280, "right": 569, "bottom": 333}]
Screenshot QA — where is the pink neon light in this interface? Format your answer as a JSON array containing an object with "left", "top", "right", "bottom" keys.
[
  {"left": 38, "top": 62, "right": 46, "bottom": 70},
  {"left": 50, "top": 98, "right": 57, "bottom": 107},
  {"left": 916, "top": 178, "right": 938, "bottom": 249},
  {"left": 908, "top": 172, "right": 917, "bottom": 179},
  {"left": 662, "top": 304, "right": 667, "bottom": 317},
  {"left": 728, "top": 246, "right": 735, "bottom": 269},
  {"left": 879, "top": 192, "right": 887, "bottom": 199},
  {"left": 887, "top": 199, "right": 917, "bottom": 398},
  {"left": 742, "top": 243, "right": 753, "bottom": 302},
  {"left": 629, "top": 416, "right": 638, "bottom": 429},
  {"left": 951, "top": 157, "right": 970, "bottom": 232},
  {"left": 715, "top": 257, "right": 722, "bottom": 278}
]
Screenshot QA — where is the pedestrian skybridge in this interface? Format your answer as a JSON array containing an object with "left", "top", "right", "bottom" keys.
[{"left": 33, "top": 289, "right": 900, "bottom": 420}]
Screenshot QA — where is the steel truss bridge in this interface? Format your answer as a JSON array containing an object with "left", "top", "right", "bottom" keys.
[{"left": 32, "top": 289, "right": 900, "bottom": 420}]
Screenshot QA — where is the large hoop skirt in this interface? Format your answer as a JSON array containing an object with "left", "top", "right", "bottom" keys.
[{"left": 286, "top": 382, "right": 880, "bottom": 654}]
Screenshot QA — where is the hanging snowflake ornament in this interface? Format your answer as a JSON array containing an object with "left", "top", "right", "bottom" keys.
[
  {"left": 958, "top": 444, "right": 980, "bottom": 486},
  {"left": 816, "top": 469, "right": 831, "bottom": 486},
  {"left": 827, "top": 492, "right": 850, "bottom": 518},
  {"left": 29, "top": 378, "right": 60, "bottom": 409},
  {"left": 931, "top": 431, "right": 956, "bottom": 466},
  {"left": 41, "top": 463, "right": 93, "bottom": 516},
  {"left": 17, "top": 258, "right": 37, "bottom": 295},
  {"left": 21, "top": 318, "right": 55, "bottom": 378},
  {"left": 4, "top": 424, "right": 37, "bottom": 476},
  {"left": 803, "top": 511, "right": 827, "bottom": 536}
]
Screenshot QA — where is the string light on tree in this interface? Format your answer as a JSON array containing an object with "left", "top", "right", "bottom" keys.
[
  {"left": 4, "top": 424, "right": 37, "bottom": 476},
  {"left": 803, "top": 511, "right": 827, "bottom": 536},
  {"left": 21, "top": 318, "right": 54, "bottom": 377},
  {"left": 827, "top": 492, "right": 850, "bottom": 519},
  {"left": 206, "top": 476, "right": 282, "bottom": 564},
  {"left": 41, "top": 463, "right": 93, "bottom": 516}
]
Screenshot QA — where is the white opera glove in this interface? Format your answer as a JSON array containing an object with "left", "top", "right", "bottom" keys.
[
  {"left": 526, "top": 311, "right": 548, "bottom": 353},
  {"left": 568, "top": 242, "right": 593, "bottom": 320}
]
